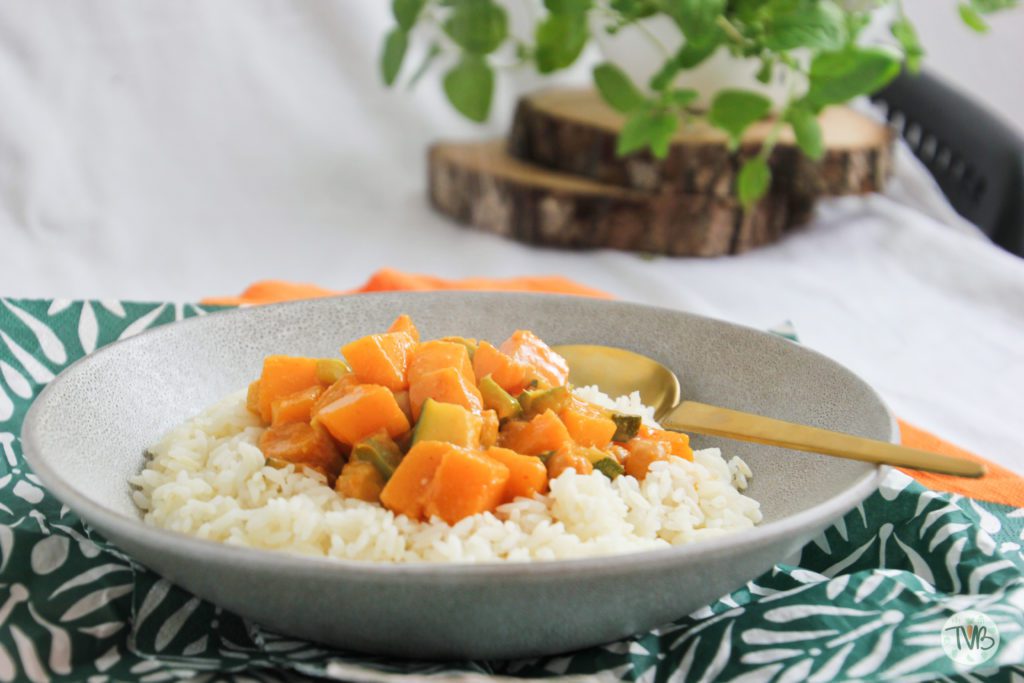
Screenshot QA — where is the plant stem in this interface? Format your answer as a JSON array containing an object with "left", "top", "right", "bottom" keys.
[{"left": 715, "top": 15, "right": 747, "bottom": 45}]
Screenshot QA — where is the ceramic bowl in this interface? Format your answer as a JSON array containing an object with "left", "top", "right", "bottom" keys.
[{"left": 22, "top": 292, "right": 892, "bottom": 659}]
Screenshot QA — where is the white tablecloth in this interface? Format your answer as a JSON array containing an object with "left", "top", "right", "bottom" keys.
[{"left": 1, "top": 2, "right": 1022, "bottom": 472}]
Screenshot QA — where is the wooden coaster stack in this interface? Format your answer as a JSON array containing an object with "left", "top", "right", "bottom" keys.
[{"left": 429, "top": 89, "right": 894, "bottom": 256}]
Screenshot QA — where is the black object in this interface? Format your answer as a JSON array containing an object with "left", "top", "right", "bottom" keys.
[{"left": 871, "top": 70, "right": 1024, "bottom": 257}]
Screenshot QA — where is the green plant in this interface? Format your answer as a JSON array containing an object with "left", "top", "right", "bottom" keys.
[{"left": 381, "top": 0, "right": 1018, "bottom": 206}]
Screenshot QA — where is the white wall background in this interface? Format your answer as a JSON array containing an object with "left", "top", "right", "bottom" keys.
[{"left": 904, "top": 1, "right": 1024, "bottom": 135}]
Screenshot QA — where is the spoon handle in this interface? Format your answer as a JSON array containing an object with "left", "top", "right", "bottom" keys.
[{"left": 661, "top": 401, "right": 986, "bottom": 478}]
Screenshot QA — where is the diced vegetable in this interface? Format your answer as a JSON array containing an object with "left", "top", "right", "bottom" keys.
[
  {"left": 412, "top": 399, "right": 483, "bottom": 447},
  {"left": 351, "top": 432, "right": 404, "bottom": 480},
  {"left": 479, "top": 376, "right": 522, "bottom": 420},
  {"left": 640, "top": 427, "right": 694, "bottom": 460},
  {"left": 480, "top": 409, "right": 499, "bottom": 448},
  {"left": 559, "top": 400, "right": 616, "bottom": 447},
  {"left": 408, "top": 340, "right": 474, "bottom": 386},
  {"left": 271, "top": 385, "right": 324, "bottom": 426},
  {"left": 335, "top": 460, "right": 385, "bottom": 502},
  {"left": 624, "top": 439, "right": 673, "bottom": 479},
  {"left": 423, "top": 447, "right": 510, "bottom": 524},
  {"left": 593, "top": 458, "right": 625, "bottom": 479},
  {"left": 518, "top": 386, "right": 571, "bottom": 417},
  {"left": 409, "top": 367, "right": 483, "bottom": 421},
  {"left": 316, "top": 358, "right": 351, "bottom": 385},
  {"left": 246, "top": 380, "right": 261, "bottom": 416},
  {"left": 611, "top": 413, "right": 642, "bottom": 442},
  {"left": 257, "top": 356, "right": 321, "bottom": 422},
  {"left": 387, "top": 314, "right": 420, "bottom": 343},
  {"left": 499, "top": 409, "right": 572, "bottom": 455},
  {"left": 380, "top": 440, "right": 450, "bottom": 519},
  {"left": 472, "top": 341, "right": 530, "bottom": 395},
  {"left": 545, "top": 445, "right": 594, "bottom": 479},
  {"left": 312, "top": 373, "right": 360, "bottom": 416},
  {"left": 258, "top": 422, "right": 342, "bottom": 474},
  {"left": 342, "top": 332, "right": 416, "bottom": 391},
  {"left": 499, "top": 330, "right": 569, "bottom": 388},
  {"left": 317, "top": 384, "right": 411, "bottom": 446},
  {"left": 485, "top": 447, "right": 548, "bottom": 501}
]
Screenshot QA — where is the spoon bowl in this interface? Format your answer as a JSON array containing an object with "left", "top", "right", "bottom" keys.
[{"left": 554, "top": 344, "right": 680, "bottom": 418}]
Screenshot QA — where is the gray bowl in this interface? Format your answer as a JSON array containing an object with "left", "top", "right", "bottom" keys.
[{"left": 22, "top": 292, "right": 892, "bottom": 660}]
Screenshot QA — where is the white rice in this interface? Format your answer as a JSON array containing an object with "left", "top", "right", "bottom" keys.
[{"left": 131, "top": 389, "right": 762, "bottom": 563}]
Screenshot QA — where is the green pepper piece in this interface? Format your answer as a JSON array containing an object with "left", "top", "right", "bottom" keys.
[
  {"left": 611, "top": 413, "right": 642, "bottom": 442},
  {"left": 593, "top": 457, "right": 625, "bottom": 479}
]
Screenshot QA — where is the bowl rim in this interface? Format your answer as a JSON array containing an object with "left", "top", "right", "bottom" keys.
[{"left": 21, "top": 291, "right": 893, "bottom": 579}]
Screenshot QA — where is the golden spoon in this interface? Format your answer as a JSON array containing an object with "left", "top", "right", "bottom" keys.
[{"left": 554, "top": 344, "right": 985, "bottom": 478}]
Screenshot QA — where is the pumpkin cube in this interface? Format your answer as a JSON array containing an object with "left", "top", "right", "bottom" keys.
[
  {"left": 342, "top": 332, "right": 416, "bottom": 391},
  {"left": 380, "top": 440, "right": 450, "bottom": 520},
  {"left": 409, "top": 367, "right": 483, "bottom": 421},
  {"left": 498, "top": 409, "right": 572, "bottom": 455},
  {"left": 423, "top": 447, "right": 510, "bottom": 524},
  {"left": 257, "top": 356, "right": 321, "bottom": 423},
  {"left": 317, "top": 384, "right": 411, "bottom": 446}
]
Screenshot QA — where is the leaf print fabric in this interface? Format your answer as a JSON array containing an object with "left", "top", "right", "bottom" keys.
[{"left": 0, "top": 298, "right": 1022, "bottom": 682}]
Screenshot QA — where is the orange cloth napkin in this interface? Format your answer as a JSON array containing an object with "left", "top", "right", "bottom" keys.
[{"left": 204, "top": 270, "right": 1022, "bottom": 508}]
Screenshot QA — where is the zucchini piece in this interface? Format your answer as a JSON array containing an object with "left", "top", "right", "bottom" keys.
[
  {"left": 536, "top": 450, "right": 555, "bottom": 465},
  {"left": 351, "top": 433, "right": 403, "bottom": 480},
  {"left": 593, "top": 458, "right": 625, "bottom": 479},
  {"left": 480, "top": 376, "right": 522, "bottom": 420},
  {"left": 611, "top": 413, "right": 642, "bottom": 442},
  {"left": 316, "top": 358, "right": 351, "bottom": 385},
  {"left": 518, "top": 386, "right": 570, "bottom": 416},
  {"left": 411, "top": 398, "right": 483, "bottom": 447}
]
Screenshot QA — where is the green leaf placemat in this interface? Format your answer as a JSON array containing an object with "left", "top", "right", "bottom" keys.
[{"left": 1, "top": 299, "right": 1022, "bottom": 682}]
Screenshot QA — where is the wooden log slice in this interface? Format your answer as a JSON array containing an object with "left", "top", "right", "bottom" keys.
[
  {"left": 508, "top": 89, "right": 894, "bottom": 199},
  {"left": 429, "top": 140, "right": 802, "bottom": 257}
]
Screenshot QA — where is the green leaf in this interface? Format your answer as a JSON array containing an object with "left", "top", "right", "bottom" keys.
[
  {"left": 667, "top": 88, "right": 699, "bottom": 107},
  {"left": 393, "top": 0, "right": 426, "bottom": 31},
  {"left": 708, "top": 89, "right": 773, "bottom": 146},
  {"left": 381, "top": 28, "right": 409, "bottom": 86},
  {"left": 676, "top": 37, "right": 722, "bottom": 69},
  {"left": 664, "top": 0, "right": 726, "bottom": 40},
  {"left": 762, "top": 0, "right": 847, "bottom": 51},
  {"left": 737, "top": 157, "right": 771, "bottom": 208},
  {"left": 785, "top": 106, "right": 824, "bottom": 160},
  {"left": 755, "top": 59, "right": 773, "bottom": 84},
  {"left": 443, "top": 55, "right": 494, "bottom": 122},
  {"left": 610, "top": 0, "right": 658, "bottom": 20},
  {"left": 444, "top": 0, "right": 508, "bottom": 55},
  {"left": 649, "top": 58, "right": 681, "bottom": 91},
  {"left": 545, "top": 0, "right": 591, "bottom": 13},
  {"left": 804, "top": 46, "right": 901, "bottom": 110},
  {"left": 616, "top": 109, "right": 678, "bottom": 157},
  {"left": 891, "top": 17, "right": 924, "bottom": 72},
  {"left": 958, "top": 2, "right": 990, "bottom": 32},
  {"left": 649, "top": 37, "right": 722, "bottom": 92},
  {"left": 536, "top": 12, "right": 589, "bottom": 73},
  {"left": 594, "top": 63, "right": 646, "bottom": 113}
]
